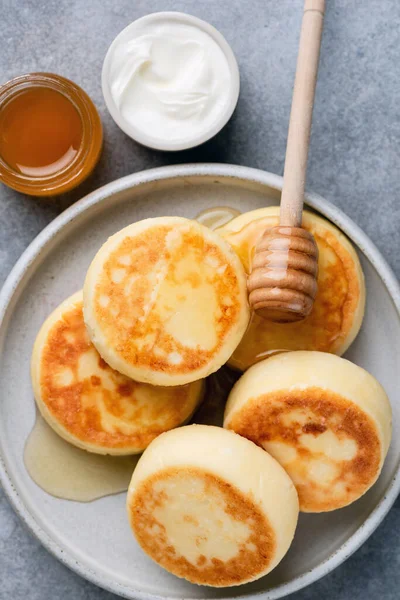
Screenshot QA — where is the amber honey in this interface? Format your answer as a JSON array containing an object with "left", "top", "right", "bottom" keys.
[
  {"left": 0, "top": 73, "right": 102, "bottom": 196},
  {"left": 0, "top": 87, "right": 83, "bottom": 177}
]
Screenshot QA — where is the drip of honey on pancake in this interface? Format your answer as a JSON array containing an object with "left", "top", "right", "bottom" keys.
[{"left": 86, "top": 218, "right": 249, "bottom": 385}]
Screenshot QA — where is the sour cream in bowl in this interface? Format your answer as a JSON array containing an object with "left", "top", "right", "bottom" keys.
[{"left": 102, "top": 12, "right": 240, "bottom": 151}]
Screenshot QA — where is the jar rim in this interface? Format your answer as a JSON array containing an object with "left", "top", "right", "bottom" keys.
[{"left": 0, "top": 73, "right": 102, "bottom": 195}]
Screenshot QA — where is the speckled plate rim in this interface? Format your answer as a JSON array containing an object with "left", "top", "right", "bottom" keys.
[{"left": 0, "top": 163, "right": 399, "bottom": 600}]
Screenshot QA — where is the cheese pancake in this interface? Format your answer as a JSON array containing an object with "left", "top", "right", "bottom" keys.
[
  {"left": 83, "top": 217, "right": 250, "bottom": 386},
  {"left": 224, "top": 352, "right": 392, "bottom": 512},
  {"left": 127, "top": 425, "right": 298, "bottom": 586},
  {"left": 31, "top": 292, "right": 204, "bottom": 455},
  {"left": 216, "top": 208, "right": 365, "bottom": 370}
]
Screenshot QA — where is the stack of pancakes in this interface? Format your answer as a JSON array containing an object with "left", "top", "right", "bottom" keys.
[
  {"left": 31, "top": 217, "right": 250, "bottom": 454},
  {"left": 31, "top": 212, "right": 392, "bottom": 588},
  {"left": 32, "top": 290, "right": 205, "bottom": 455}
]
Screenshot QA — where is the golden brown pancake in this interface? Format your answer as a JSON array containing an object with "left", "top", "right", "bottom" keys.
[
  {"left": 31, "top": 292, "right": 204, "bottom": 455},
  {"left": 127, "top": 425, "right": 298, "bottom": 586},
  {"left": 83, "top": 217, "right": 250, "bottom": 386},
  {"left": 224, "top": 352, "right": 392, "bottom": 512},
  {"left": 216, "top": 208, "right": 365, "bottom": 370}
]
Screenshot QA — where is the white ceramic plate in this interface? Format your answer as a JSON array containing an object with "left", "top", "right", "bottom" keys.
[{"left": 0, "top": 164, "right": 399, "bottom": 600}]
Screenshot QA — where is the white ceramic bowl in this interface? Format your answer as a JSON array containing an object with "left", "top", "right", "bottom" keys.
[
  {"left": 0, "top": 164, "right": 399, "bottom": 599},
  {"left": 102, "top": 12, "right": 240, "bottom": 151}
]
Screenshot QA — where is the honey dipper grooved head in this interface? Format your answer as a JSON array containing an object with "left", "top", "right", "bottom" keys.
[{"left": 247, "top": 226, "right": 319, "bottom": 323}]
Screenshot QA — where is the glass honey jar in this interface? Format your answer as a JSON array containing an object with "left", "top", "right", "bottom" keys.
[{"left": 0, "top": 73, "right": 103, "bottom": 196}]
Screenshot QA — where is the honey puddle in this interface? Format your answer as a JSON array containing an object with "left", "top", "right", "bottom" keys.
[
  {"left": 24, "top": 367, "right": 238, "bottom": 502},
  {"left": 24, "top": 414, "right": 139, "bottom": 502},
  {"left": 195, "top": 206, "right": 241, "bottom": 230}
]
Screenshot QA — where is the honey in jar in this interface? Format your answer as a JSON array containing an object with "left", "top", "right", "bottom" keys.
[{"left": 0, "top": 73, "right": 103, "bottom": 196}]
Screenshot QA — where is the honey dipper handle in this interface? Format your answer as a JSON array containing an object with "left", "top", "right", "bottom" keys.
[{"left": 280, "top": 0, "right": 325, "bottom": 226}]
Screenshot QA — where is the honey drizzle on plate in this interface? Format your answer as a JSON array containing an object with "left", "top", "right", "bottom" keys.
[
  {"left": 24, "top": 414, "right": 139, "bottom": 502},
  {"left": 195, "top": 206, "right": 241, "bottom": 230}
]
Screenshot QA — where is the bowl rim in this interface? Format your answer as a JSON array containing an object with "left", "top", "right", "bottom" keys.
[
  {"left": 0, "top": 163, "right": 399, "bottom": 600},
  {"left": 101, "top": 12, "right": 240, "bottom": 152}
]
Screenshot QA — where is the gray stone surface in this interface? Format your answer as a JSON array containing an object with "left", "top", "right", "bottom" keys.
[{"left": 0, "top": 0, "right": 399, "bottom": 598}]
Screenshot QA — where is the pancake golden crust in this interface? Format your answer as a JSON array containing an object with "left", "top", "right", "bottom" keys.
[
  {"left": 224, "top": 351, "right": 392, "bottom": 512},
  {"left": 129, "top": 466, "right": 276, "bottom": 587},
  {"left": 127, "top": 425, "right": 299, "bottom": 586},
  {"left": 32, "top": 292, "right": 204, "bottom": 455},
  {"left": 84, "top": 217, "right": 249, "bottom": 386},
  {"left": 217, "top": 208, "right": 365, "bottom": 370},
  {"left": 93, "top": 227, "right": 239, "bottom": 372},
  {"left": 227, "top": 388, "right": 381, "bottom": 513}
]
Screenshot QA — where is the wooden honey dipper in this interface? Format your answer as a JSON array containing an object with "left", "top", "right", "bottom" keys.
[{"left": 248, "top": 0, "right": 325, "bottom": 323}]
